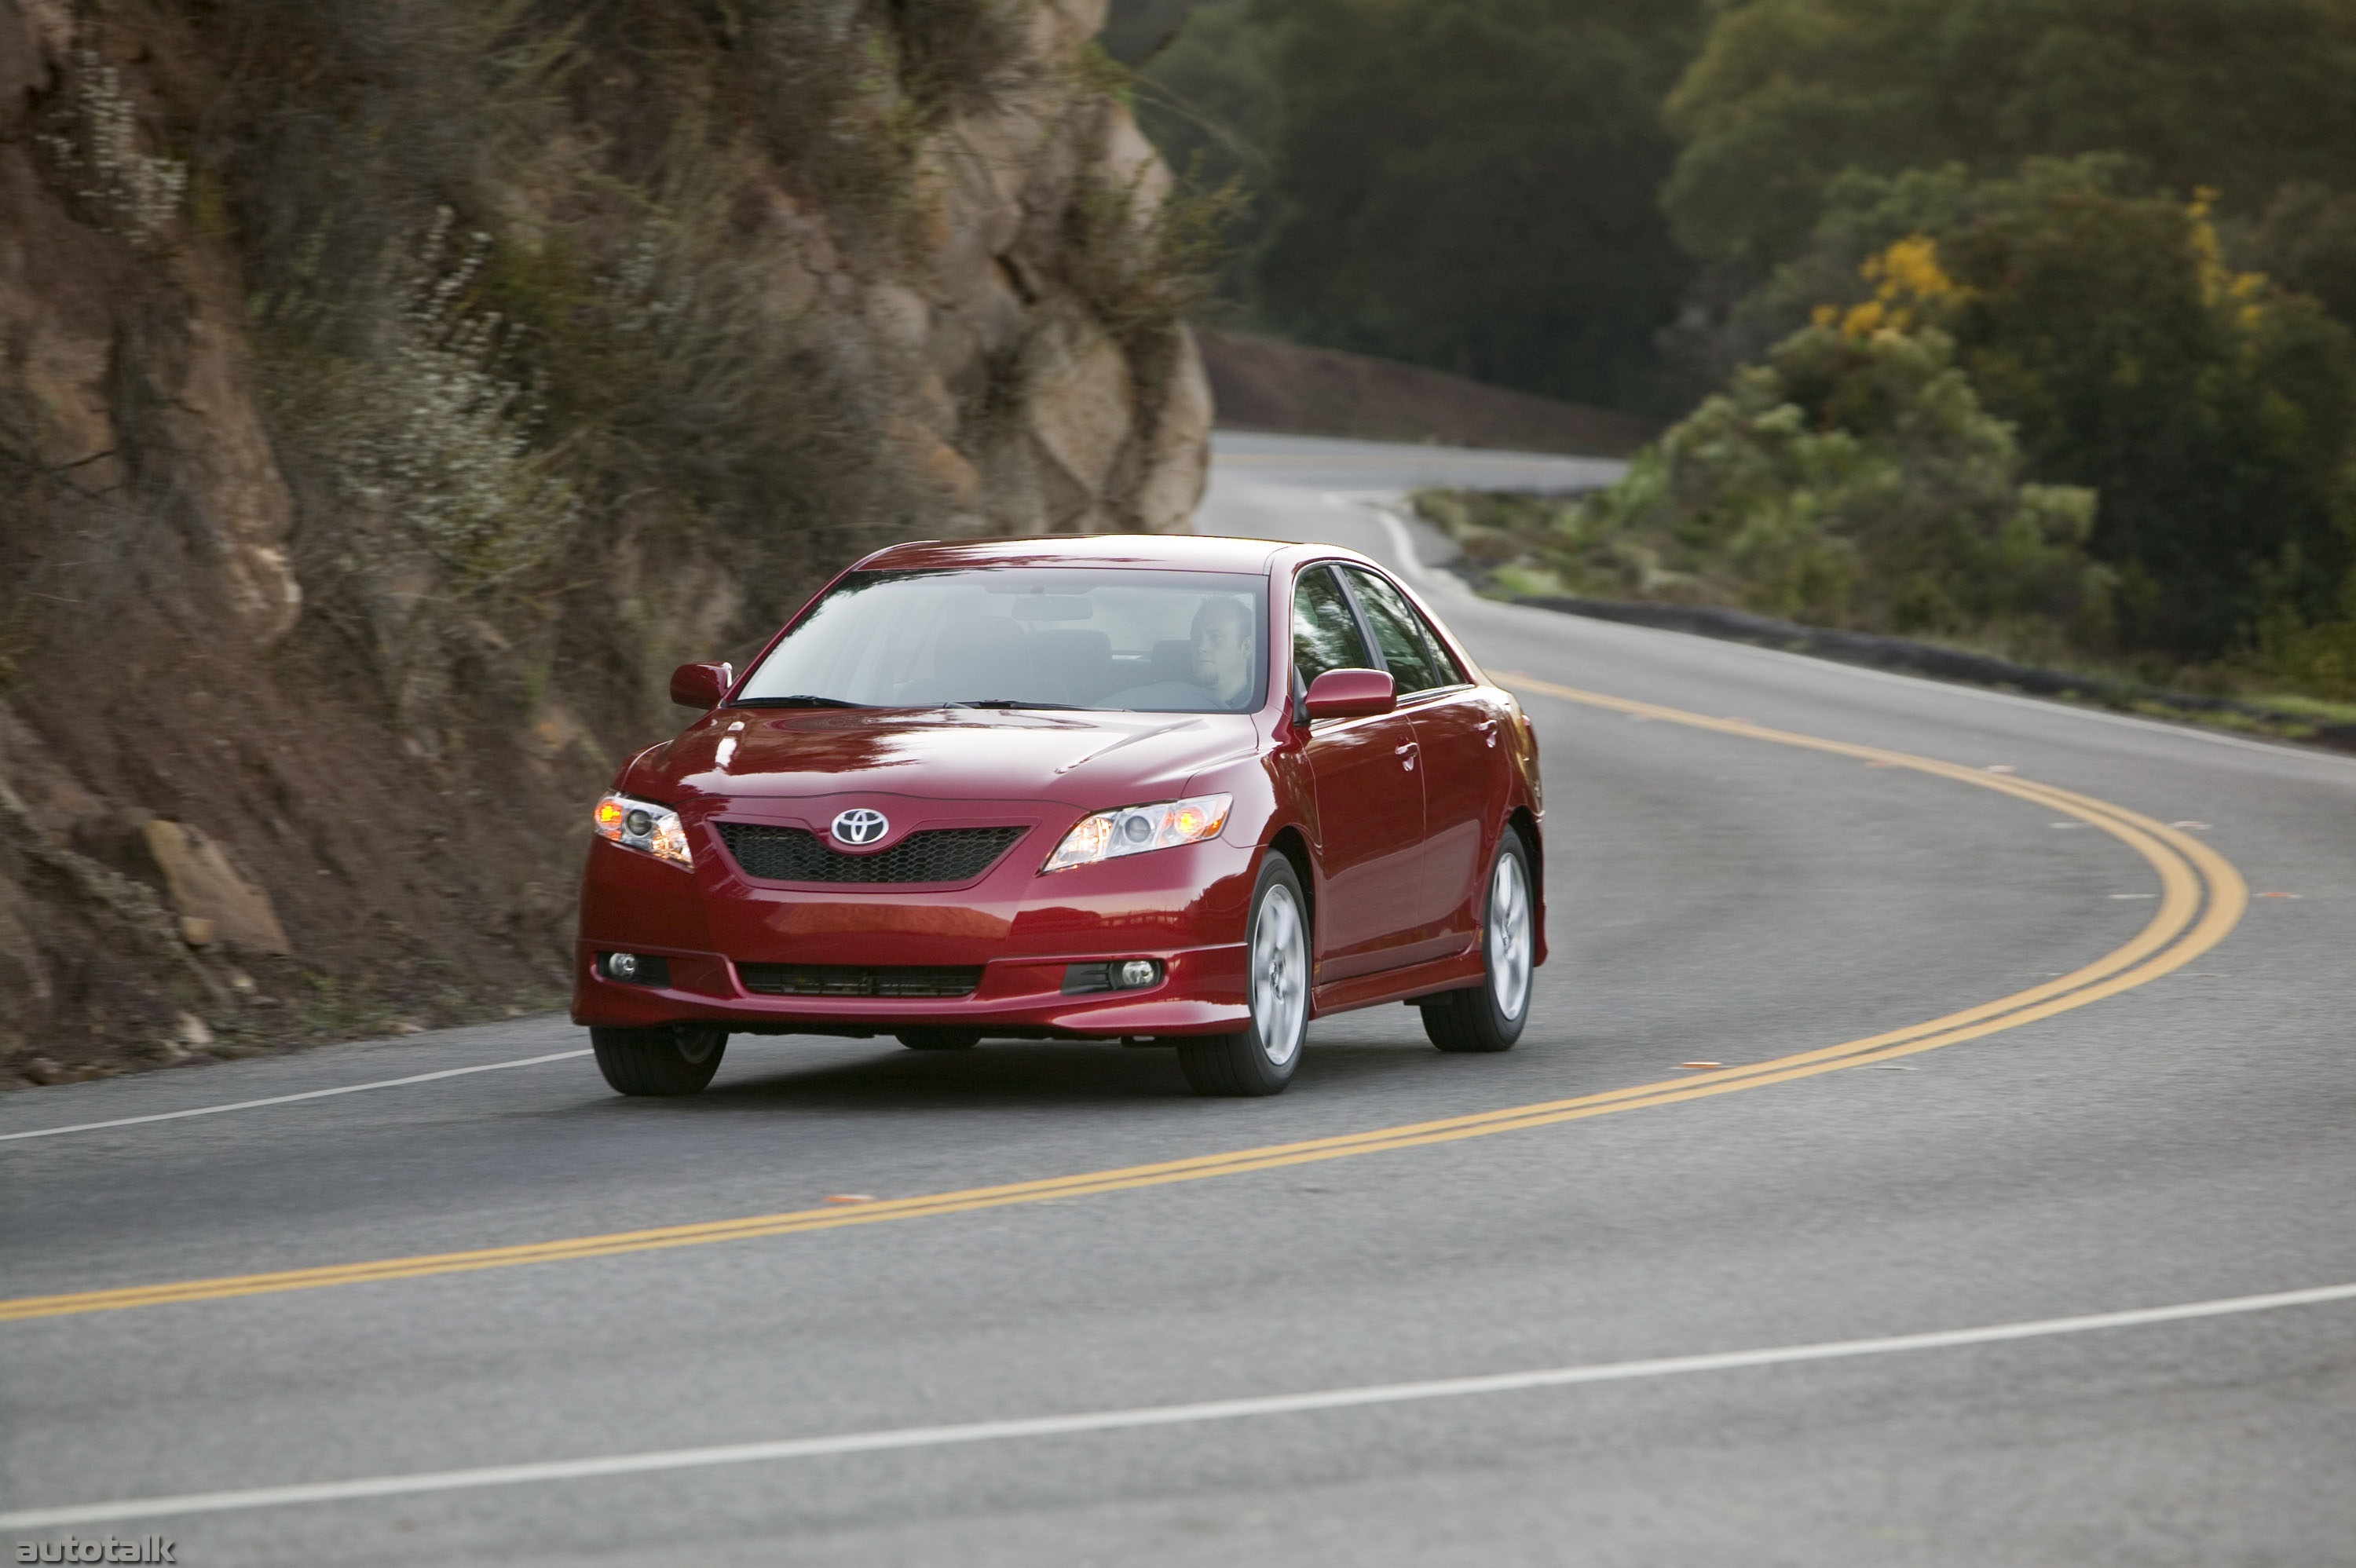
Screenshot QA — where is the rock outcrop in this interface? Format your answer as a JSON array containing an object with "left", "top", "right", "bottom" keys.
[{"left": 0, "top": 0, "right": 1215, "bottom": 1082}]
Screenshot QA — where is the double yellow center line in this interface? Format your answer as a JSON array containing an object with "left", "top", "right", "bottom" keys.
[{"left": 0, "top": 677, "right": 2244, "bottom": 1324}]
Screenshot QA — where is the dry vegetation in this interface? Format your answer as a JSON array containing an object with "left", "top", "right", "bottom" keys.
[{"left": 0, "top": 0, "right": 1224, "bottom": 1085}]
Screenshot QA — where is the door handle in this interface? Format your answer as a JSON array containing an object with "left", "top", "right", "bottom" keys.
[
  {"left": 1476, "top": 718, "right": 1500, "bottom": 747},
  {"left": 1395, "top": 740, "right": 1418, "bottom": 772}
]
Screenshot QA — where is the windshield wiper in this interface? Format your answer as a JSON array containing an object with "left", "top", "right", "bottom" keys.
[
  {"left": 736, "top": 694, "right": 869, "bottom": 709},
  {"left": 946, "top": 700, "right": 1084, "bottom": 711}
]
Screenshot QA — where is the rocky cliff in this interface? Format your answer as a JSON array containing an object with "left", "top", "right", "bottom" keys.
[{"left": 0, "top": 0, "right": 1213, "bottom": 1083}]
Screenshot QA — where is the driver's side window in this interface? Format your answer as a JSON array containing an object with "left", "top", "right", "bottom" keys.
[{"left": 1292, "top": 566, "right": 1374, "bottom": 689}]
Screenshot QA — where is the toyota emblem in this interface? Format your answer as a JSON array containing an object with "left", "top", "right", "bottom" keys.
[{"left": 831, "top": 808, "right": 889, "bottom": 847}]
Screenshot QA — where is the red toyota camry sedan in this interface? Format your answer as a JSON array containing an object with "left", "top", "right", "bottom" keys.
[{"left": 573, "top": 535, "right": 1544, "bottom": 1097}]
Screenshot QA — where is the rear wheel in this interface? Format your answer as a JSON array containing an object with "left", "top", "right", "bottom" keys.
[
  {"left": 1423, "top": 830, "right": 1535, "bottom": 1054},
  {"left": 1178, "top": 855, "right": 1310, "bottom": 1097},
  {"left": 897, "top": 1029, "right": 981, "bottom": 1051},
  {"left": 591, "top": 1024, "right": 727, "bottom": 1095}
]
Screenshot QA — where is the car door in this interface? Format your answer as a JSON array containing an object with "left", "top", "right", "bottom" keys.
[
  {"left": 1290, "top": 564, "right": 1429, "bottom": 981},
  {"left": 1337, "top": 566, "right": 1498, "bottom": 947}
]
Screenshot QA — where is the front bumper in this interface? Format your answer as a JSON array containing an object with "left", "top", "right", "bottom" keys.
[
  {"left": 572, "top": 806, "right": 1260, "bottom": 1038},
  {"left": 572, "top": 939, "right": 1249, "bottom": 1036}
]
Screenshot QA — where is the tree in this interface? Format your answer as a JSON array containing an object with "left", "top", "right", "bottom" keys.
[
  {"left": 1664, "top": 0, "right": 2356, "bottom": 269},
  {"left": 1778, "top": 160, "right": 2356, "bottom": 655},
  {"left": 1173, "top": 0, "right": 1704, "bottom": 412},
  {"left": 1132, "top": 2, "right": 1285, "bottom": 304},
  {"left": 2235, "top": 181, "right": 2356, "bottom": 328}
]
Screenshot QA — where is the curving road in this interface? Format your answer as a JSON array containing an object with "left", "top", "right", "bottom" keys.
[{"left": 4, "top": 433, "right": 2353, "bottom": 1566}]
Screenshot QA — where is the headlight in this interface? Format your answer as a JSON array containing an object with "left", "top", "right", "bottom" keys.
[
  {"left": 1044, "top": 794, "right": 1232, "bottom": 872},
  {"left": 593, "top": 793, "right": 694, "bottom": 870}
]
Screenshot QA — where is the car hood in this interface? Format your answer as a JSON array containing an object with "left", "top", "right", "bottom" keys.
[{"left": 627, "top": 707, "right": 1264, "bottom": 806}]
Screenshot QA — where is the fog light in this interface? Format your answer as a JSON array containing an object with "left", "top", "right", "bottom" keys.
[
  {"left": 1061, "top": 959, "right": 1165, "bottom": 995},
  {"left": 600, "top": 952, "right": 671, "bottom": 987}
]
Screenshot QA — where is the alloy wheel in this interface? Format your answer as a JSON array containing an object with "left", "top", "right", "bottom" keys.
[
  {"left": 1487, "top": 851, "right": 1532, "bottom": 1022},
  {"left": 1252, "top": 882, "right": 1308, "bottom": 1065}
]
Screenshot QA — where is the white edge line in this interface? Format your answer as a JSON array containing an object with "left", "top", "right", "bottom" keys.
[
  {"left": 0, "top": 1051, "right": 592, "bottom": 1143},
  {"left": 5, "top": 1281, "right": 2351, "bottom": 1530}
]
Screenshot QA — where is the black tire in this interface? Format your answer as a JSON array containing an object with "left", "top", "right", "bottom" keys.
[
  {"left": 591, "top": 1024, "right": 727, "bottom": 1095},
  {"left": 1177, "top": 854, "right": 1311, "bottom": 1097},
  {"left": 1423, "top": 830, "right": 1535, "bottom": 1054},
  {"left": 897, "top": 1029, "right": 981, "bottom": 1051}
]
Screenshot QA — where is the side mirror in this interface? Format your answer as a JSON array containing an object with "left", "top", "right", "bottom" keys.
[
  {"left": 669, "top": 661, "right": 734, "bottom": 710},
  {"left": 1304, "top": 667, "right": 1396, "bottom": 720}
]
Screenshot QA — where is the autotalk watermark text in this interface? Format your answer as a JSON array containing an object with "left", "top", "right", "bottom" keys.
[{"left": 16, "top": 1539, "right": 175, "bottom": 1564}]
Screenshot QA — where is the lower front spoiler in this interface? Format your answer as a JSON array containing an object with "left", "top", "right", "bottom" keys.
[{"left": 570, "top": 941, "right": 1251, "bottom": 1039}]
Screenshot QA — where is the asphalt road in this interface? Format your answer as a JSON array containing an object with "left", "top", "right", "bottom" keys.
[{"left": 5, "top": 432, "right": 2353, "bottom": 1566}]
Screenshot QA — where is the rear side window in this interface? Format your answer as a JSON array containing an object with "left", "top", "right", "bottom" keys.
[
  {"left": 1341, "top": 567, "right": 1457, "bottom": 695},
  {"left": 1292, "top": 565, "right": 1374, "bottom": 687}
]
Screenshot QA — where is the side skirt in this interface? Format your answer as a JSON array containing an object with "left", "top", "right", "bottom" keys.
[{"left": 1311, "top": 946, "right": 1482, "bottom": 1018}]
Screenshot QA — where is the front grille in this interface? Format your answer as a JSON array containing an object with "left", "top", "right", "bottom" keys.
[
  {"left": 737, "top": 963, "right": 983, "bottom": 999},
  {"left": 715, "top": 824, "right": 1026, "bottom": 884}
]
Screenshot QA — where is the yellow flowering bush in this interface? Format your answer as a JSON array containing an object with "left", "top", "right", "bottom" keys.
[{"left": 1747, "top": 157, "right": 2356, "bottom": 662}]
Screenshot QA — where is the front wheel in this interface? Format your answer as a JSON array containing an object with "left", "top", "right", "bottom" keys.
[
  {"left": 591, "top": 1024, "right": 727, "bottom": 1095},
  {"left": 1423, "top": 830, "right": 1535, "bottom": 1054},
  {"left": 1177, "top": 854, "right": 1311, "bottom": 1096}
]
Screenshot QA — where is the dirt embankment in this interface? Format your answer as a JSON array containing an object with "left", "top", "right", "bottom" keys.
[
  {"left": 0, "top": 0, "right": 1209, "bottom": 1086},
  {"left": 1198, "top": 329, "right": 1659, "bottom": 457}
]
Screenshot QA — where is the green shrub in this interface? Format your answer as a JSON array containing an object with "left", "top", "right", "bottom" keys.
[
  {"left": 262, "top": 213, "right": 580, "bottom": 596},
  {"left": 189, "top": 1, "right": 1042, "bottom": 729},
  {"left": 885, "top": 0, "right": 1037, "bottom": 130},
  {"left": 2240, "top": 571, "right": 2356, "bottom": 700},
  {"left": 252, "top": 210, "right": 584, "bottom": 726},
  {"left": 1064, "top": 159, "right": 1249, "bottom": 354},
  {"left": 1423, "top": 323, "right": 2113, "bottom": 649}
]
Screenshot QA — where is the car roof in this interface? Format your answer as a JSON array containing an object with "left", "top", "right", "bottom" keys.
[{"left": 851, "top": 534, "right": 1364, "bottom": 576}]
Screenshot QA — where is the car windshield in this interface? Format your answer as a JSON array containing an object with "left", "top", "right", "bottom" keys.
[{"left": 737, "top": 567, "right": 1270, "bottom": 713}]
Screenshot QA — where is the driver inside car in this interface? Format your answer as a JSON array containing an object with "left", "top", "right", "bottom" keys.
[
  {"left": 1104, "top": 595, "right": 1258, "bottom": 711},
  {"left": 1189, "top": 595, "right": 1256, "bottom": 707}
]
